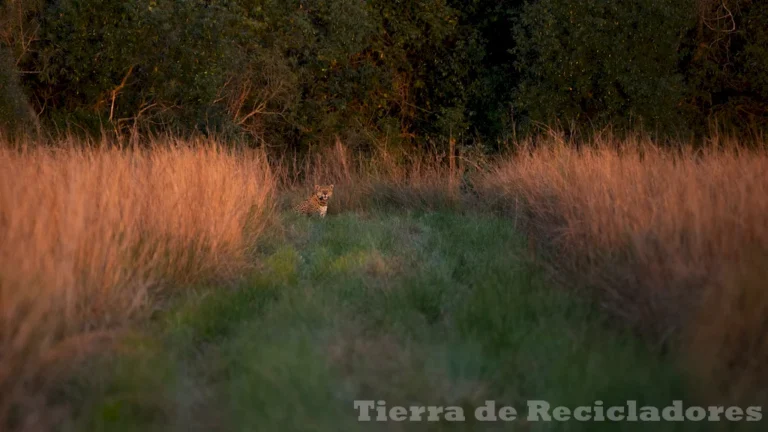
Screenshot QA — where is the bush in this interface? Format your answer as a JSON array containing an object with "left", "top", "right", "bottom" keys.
[
  {"left": 28, "top": 0, "right": 240, "bottom": 134},
  {"left": 513, "top": 0, "right": 696, "bottom": 133},
  {"left": 2, "top": 0, "right": 767, "bottom": 144},
  {"left": 683, "top": 0, "right": 768, "bottom": 132},
  {"left": 8, "top": 0, "right": 483, "bottom": 149},
  {"left": 0, "top": 50, "right": 37, "bottom": 136}
]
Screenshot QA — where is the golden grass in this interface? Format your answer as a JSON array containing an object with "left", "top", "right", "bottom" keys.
[
  {"left": 4, "top": 130, "right": 767, "bottom": 426},
  {"left": 271, "top": 137, "right": 473, "bottom": 213},
  {"left": 0, "top": 137, "right": 274, "bottom": 430},
  {"left": 480, "top": 134, "right": 768, "bottom": 404}
]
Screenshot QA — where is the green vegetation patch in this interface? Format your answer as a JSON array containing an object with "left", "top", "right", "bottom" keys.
[{"left": 60, "top": 210, "right": 745, "bottom": 432}]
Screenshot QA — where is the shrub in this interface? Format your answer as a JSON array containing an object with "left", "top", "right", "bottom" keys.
[{"left": 513, "top": 0, "right": 696, "bottom": 132}]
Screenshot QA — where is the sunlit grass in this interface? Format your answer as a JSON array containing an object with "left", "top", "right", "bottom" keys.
[
  {"left": 479, "top": 133, "right": 768, "bottom": 405},
  {"left": 3, "top": 131, "right": 767, "bottom": 430},
  {"left": 0, "top": 136, "right": 275, "bottom": 429}
]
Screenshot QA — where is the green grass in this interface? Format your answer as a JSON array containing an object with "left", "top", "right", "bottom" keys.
[{"left": 59, "top": 210, "right": 761, "bottom": 431}]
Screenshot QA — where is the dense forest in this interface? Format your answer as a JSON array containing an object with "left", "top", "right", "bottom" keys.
[{"left": 2, "top": 0, "right": 767, "bottom": 149}]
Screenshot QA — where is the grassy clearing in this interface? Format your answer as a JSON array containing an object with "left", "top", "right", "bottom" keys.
[
  {"left": 58, "top": 210, "right": 744, "bottom": 432},
  {"left": 3, "top": 134, "right": 767, "bottom": 430},
  {"left": 275, "top": 135, "right": 768, "bottom": 408}
]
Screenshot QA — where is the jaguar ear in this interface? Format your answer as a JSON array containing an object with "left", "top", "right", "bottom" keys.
[
  {"left": 314, "top": 184, "right": 320, "bottom": 192},
  {"left": 329, "top": 184, "right": 334, "bottom": 191}
]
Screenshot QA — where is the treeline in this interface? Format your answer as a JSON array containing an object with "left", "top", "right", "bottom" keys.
[{"left": 1, "top": 0, "right": 767, "bottom": 149}]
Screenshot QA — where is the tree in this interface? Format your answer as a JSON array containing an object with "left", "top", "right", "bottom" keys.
[{"left": 513, "top": 0, "right": 696, "bottom": 133}]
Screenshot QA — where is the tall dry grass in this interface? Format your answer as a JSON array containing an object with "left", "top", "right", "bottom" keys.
[
  {"left": 6, "top": 129, "right": 764, "bottom": 426},
  {"left": 0, "top": 137, "right": 274, "bottom": 430},
  {"left": 480, "top": 134, "right": 768, "bottom": 404},
  {"left": 271, "top": 137, "right": 480, "bottom": 213}
]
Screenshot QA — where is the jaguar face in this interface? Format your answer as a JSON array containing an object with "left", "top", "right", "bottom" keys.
[{"left": 314, "top": 184, "right": 334, "bottom": 204}]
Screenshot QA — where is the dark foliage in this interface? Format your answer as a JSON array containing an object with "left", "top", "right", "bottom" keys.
[{"left": 1, "top": 0, "right": 766, "bottom": 147}]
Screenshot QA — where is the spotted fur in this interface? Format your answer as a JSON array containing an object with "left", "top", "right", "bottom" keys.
[{"left": 294, "top": 184, "right": 334, "bottom": 217}]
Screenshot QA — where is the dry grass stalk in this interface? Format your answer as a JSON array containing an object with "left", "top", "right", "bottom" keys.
[
  {"left": 0, "top": 136, "right": 275, "bottom": 429},
  {"left": 479, "top": 134, "right": 768, "bottom": 404}
]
